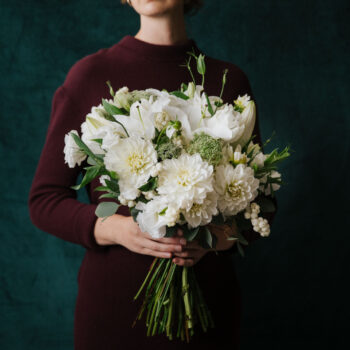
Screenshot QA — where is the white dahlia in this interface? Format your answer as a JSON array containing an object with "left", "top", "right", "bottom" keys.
[
  {"left": 157, "top": 153, "right": 214, "bottom": 211},
  {"left": 104, "top": 137, "right": 158, "bottom": 200},
  {"left": 214, "top": 164, "right": 259, "bottom": 216},
  {"left": 63, "top": 130, "right": 87, "bottom": 168},
  {"left": 136, "top": 197, "right": 180, "bottom": 238},
  {"left": 182, "top": 191, "right": 218, "bottom": 228}
]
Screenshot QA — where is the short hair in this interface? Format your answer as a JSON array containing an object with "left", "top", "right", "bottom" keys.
[{"left": 120, "top": 0, "right": 203, "bottom": 15}]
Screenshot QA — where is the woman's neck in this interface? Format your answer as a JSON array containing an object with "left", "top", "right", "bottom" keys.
[{"left": 134, "top": 7, "right": 188, "bottom": 46}]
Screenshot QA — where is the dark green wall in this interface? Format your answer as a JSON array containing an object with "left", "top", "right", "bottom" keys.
[{"left": 1, "top": 0, "right": 348, "bottom": 349}]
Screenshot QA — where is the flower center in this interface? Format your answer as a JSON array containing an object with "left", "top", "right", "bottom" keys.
[
  {"left": 227, "top": 181, "right": 243, "bottom": 199},
  {"left": 177, "top": 169, "right": 190, "bottom": 187},
  {"left": 127, "top": 152, "right": 146, "bottom": 174},
  {"left": 189, "top": 203, "right": 202, "bottom": 215}
]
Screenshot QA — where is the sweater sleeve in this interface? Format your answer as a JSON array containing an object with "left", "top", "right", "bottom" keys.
[
  {"left": 218, "top": 70, "right": 278, "bottom": 257},
  {"left": 28, "top": 85, "right": 108, "bottom": 251}
]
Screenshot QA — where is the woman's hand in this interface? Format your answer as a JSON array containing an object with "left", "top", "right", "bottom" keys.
[
  {"left": 172, "top": 222, "right": 237, "bottom": 267},
  {"left": 94, "top": 215, "right": 187, "bottom": 258}
]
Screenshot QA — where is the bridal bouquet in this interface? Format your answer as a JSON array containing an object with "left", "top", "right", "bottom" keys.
[{"left": 63, "top": 51, "right": 290, "bottom": 342}]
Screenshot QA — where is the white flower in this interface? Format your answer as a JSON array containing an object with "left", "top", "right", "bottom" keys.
[
  {"left": 104, "top": 137, "right": 158, "bottom": 200},
  {"left": 99, "top": 174, "right": 111, "bottom": 187},
  {"left": 63, "top": 130, "right": 86, "bottom": 168},
  {"left": 233, "top": 94, "right": 251, "bottom": 110},
  {"left": 136, "top": 197, "right": 180, "bottom": 238},
  {"left": 232, "top": 144, "right": 248, "bottom": 165},
  {"left": 235, "top": 100, "right": 256, "bottom": 146},
  {"left": 157, "top": 153, "right": 214, "bottom": 210},
  {"left": 251, "top": 152, "right": 267, "bottom": 168},
  {"left": 260, "top": 170, "right": 281, "bottom": 195},
  {"left": 81, "top": 105, "right": 123, "bottom": 154},
  {"left": 194, "top": 104, "right": 245, "bottom": 143},
  {"left": 214, "top": 164, "right": 259, "bottom": 216},
  {"left": 182, "top": 191, "right": 218, "bottom": 228}
]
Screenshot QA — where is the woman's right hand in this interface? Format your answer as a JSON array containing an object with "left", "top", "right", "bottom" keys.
[{"left": 94, "top": 214, "right": 187, "bottom": 258}]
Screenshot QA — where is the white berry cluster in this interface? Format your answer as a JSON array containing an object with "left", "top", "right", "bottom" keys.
[
  {"left": 118, "top": 194, "right": 135, "bottom": 208},
  {"left": 244, "top": 202, "right": 270, "bottom": 237}
]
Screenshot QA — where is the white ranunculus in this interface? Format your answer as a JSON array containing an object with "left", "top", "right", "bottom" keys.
[
  {"left": 104, "top": 137, "right": 158, "bottom": 200},
  {"left": 214, "top": 163, "right": 259, "bottom": 216},
  {"left": 63, "top": 130, "right": 87, "bottom": 168},
  {"left": 157, "top": 153, "right": 214, "bottom": 211},
  {"left": 136, "top": 197, "right": 180, "bottom": 238},
  {"left": 195, "top": 104, "right": 245, "bottom": 143},
  {"left": 182, "top": 191, "right": 218, "bottom": 228}
]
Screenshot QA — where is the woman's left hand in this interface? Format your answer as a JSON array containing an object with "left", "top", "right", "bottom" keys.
[{"left": 172, "top": 223, "right": 237, "bottom": 267}]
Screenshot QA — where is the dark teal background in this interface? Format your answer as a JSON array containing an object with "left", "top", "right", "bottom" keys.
[{"left": 1, "top": 0, "right": 349, "bottom": 349}]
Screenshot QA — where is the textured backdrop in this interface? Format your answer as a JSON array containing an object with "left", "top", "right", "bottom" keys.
[{"left": 0, "top": 0, "right": 349, "bottom": 349}]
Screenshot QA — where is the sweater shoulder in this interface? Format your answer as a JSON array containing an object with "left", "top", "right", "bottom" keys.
[{"left": 61, "top": 43, "right": 121, "bottom": 94}]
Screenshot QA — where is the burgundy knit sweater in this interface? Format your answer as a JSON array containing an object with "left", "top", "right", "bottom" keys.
[{"left": 28, "top": 35, "right": 277, "bottom": 349}]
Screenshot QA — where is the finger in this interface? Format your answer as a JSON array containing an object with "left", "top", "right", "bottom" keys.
[
  {"left": 141, "top": 248, "right": 173, "bottom": 259},
  {"left": 172, "top": 250, "right": 194, "bottom": 258},
  {"left": 176, "top": 228, "right": 184, "bottom": 237},
  {"left": 172, "top": 257, "right": 194, "bottom": 267},
  {"left": 142, "top": 238, "right": 183, "bottom": 253},
  {"left": 151, "top": 236, "right": 187, "bottom": 246}
]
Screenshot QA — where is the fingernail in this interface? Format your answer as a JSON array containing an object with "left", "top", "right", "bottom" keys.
[
  {"left": 180, "top": 238, "right": 187, "bottom": 245},
  {"left": 176, "top": 245, "right": 182, "bottom": 252}
]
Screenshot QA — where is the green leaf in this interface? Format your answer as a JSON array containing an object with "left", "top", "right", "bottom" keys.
[
  {"left": 183, "top": 226, "right": 200, "bottom": 242},
  {"left": 95, "top": 202, "right": 120, "bottom": 218},
  {"left": 93, "top": 186, "right": 109, "bottom": 192},
  {"left": 169, "top": 91, "right": 189, "bottom": 100},
  {"left": 130, "top": 207, "right": 141, "bottom": 222},
  {"left": 87, "top": 156, "right": 98, "bottom": 166},
  {"left": 158, "top": 207, "right": 167, "bottom": 216},
  {"left": 105, "top": 178, "right": 119, "bottom": 193},
  {"left": 98, "top": 193, "right": 118, "bottom": 199},
  {"left": 180, "top": 82, "right": 188, "bottom": 92},
  {"left": 138, "top": 177, "right": 158, "bottom": 192},
  {"left": 204, "top": 92, "right": 214, "bottom": 116},
  {"left": 197, "top": 53, "right": 206, "bottom": 75},
  {"left": 70, "top": 132, "right": 102, "bottom": 165},
  {"left": 71, "top": 165, "right": 101, "bottom": 190},
  {"left": 102, "top": 98, "right": 124, "bottom": 116},
  {"left": 165, "top": 225, "right": 177, "bottom": 238},
  {"left": 199, "top": 226, "right": 213, "bottom": 249}
]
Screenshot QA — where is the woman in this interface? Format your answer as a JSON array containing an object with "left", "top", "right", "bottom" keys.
[{"left": 29, "top": 0, "right": 275, "bottom": 349}]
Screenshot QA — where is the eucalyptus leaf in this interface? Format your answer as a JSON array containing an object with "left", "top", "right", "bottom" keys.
[
  {"left": 95, "top": 202, "right": 120, "bottom": 218},
  {"left": 130, "top": 207, "right": 141, "bottom": 222}
]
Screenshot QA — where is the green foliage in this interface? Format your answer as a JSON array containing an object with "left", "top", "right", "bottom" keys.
[
  {"left": 138, "top": 177, "right": 158, "bottom": 192},
  {"left": 169, "top": 91, "right": 189, "bottom": 100},
  {"left": 95, "top": 202, "right": 120, "bottom": 219}
]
